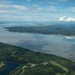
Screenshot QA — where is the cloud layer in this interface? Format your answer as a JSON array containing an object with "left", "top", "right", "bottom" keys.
[
  {"left": 0, "top": 0, "right": 75, "bottom": 22},
  {"left": 59, "top": 16, "right": 75, "bottom": 22}
]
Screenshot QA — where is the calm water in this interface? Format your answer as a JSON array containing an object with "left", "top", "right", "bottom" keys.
[
  {"left": 0, "top": 25, "right": 75, "bottom": 61},
  {"left": 0, "top": 62, "right": 19, "bottom": 75}
]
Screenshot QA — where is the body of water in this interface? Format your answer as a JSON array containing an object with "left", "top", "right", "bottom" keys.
[
  {"left": 0, "top": 25, "right": 75, "bottom": 61},
  {"left": 0, "top": 62, "right": 20, "bottom": 75}
]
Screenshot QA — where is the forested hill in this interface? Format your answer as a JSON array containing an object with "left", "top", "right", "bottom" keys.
[
  {"left": 5, "top": 24, "right": 75, "bottom": 36},
  {"left": 0, "top": 42, "right": 75, "bottom": 75}
]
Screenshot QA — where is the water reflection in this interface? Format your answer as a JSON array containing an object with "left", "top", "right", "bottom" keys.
[{"left": 0, "top": 26, "right": 75, "bottom": 61}]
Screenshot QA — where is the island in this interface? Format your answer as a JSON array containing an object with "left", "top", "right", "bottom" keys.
[{"left": 4, "top": 24, "right": 75, "bottom": 36}]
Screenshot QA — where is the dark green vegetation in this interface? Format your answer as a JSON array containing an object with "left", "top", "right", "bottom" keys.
[
  {"left": 5, "top": 24, "right": 75, "bottom": 36},
  {"left": 0, "top": 42, "right": 75, "bottom": 75}
]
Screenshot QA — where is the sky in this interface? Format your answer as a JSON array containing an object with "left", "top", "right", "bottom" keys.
[{"left": 0, "top": 0, "right": 75, "bottom": 22}]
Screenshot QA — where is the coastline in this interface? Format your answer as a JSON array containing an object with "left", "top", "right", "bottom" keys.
[{"left": 0, "top": 61, "right": 5, "bottom": 68}]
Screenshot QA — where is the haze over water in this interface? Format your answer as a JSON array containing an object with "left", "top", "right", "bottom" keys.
[{"left": 0, "top": 23, "right": 75, "bottom": 61}]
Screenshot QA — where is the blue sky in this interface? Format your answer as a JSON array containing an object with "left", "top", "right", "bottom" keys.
[{"left": 0, "top": 0, "right": 75, "bottom": 22}]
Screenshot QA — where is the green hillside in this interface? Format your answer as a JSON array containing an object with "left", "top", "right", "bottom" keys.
[{"left": 0, "top": 42, "right": 75, "bottom": 75}]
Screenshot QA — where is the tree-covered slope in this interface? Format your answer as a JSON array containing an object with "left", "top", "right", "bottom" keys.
[
  {"left": 0, "top": 42, "right": 75, "bottom": 75},
  {"left": 5, "top": 24, "right": 75, "bottom": 36}
]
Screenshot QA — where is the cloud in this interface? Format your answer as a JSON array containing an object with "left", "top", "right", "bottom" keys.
[
  {"left": 0, "top": 0, "right": 74, "bottom": 22},
  {"left": 0, "top": 4, "right": 28, "bottom": 13},
  {"left": 32, "top": 4, "right": 39, "bottom": 7},
  {"left": 36, "top": 8, "right": 43, "bottom": 11},
  {"left": 0, "top": 14, "right": 55, "bottom": 22},
  {"left": 68, "top": 7, "right": 75, "bottom": 12},
  {"left": 30, "top": 6, "right": 58, "bottom": 13},
  {"left": 27, "top": 0, "right": 31, "bottom": 2},
  {"left": 48, "top": 0, "right": 67, "bottom": 5},
  {"left": 56, "top": 0, "right": 68, "bottom": 2},
  {"left": 48, "top": 1, "right": 58, "bottom": 4},
  {"left": 49, "top": 6, "right": 57, "bottom": 11},
  {"left": 0, "top": 0, "right": 14, "bottom": 4},
  {"left": 59, "top": 16, "right": 75, "bottom": 22},
  {"left": 30, "top": 7, "right": 44, "bottom": 13}
]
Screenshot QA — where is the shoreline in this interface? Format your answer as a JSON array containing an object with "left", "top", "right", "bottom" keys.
[{"left": 0, "top": 61, "right": 5, "bottom": 68}]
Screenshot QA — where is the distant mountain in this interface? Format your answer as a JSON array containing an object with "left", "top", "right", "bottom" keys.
[{"left": 0, "top": 42, "right": 75, "bottom": 75}]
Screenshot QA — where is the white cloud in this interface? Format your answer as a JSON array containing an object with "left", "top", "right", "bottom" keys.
[
  {"left": 37, "top": 8, "right": 43, "bottom": 11},
  {"left": 27, "top": 0, "right": 31, "bottom": 2},
  {"left": 32, "top": 4, "right": 39, "bottom": 7},
  {"left": 49, "top": 1, "right": 58, "bottom": 4},
  {"left": 56, "top": 0, "right": 67, "bottom": 2},
  {"left": 68, "top": 7, "right": 75, "bottom": 12},
  {"left": 30, "top": 8, "right": 44, "bottom": 12},
  {"left": 56, "top": 7, "right": 75, "bottom": 13},
  {"left": 48, "top": 0, "right": 67, "bottom": 5},
  {"left": 59, "top": 16, "right": 75, "bottom": 22},
  {"left": 0, "top": 4, "right": 28, "bottom": 14},
  {"left": 29, "top": 6, "right": 58, "bottom": 13},
  {"left": 0, "top": 4, "right": 28, "bottom": 11},
  {"left": 48, "top": 6, "right": 57, "bottom": 12},
  {"left": 0, "top": 0, "right": 14, "bottom": 4}
]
